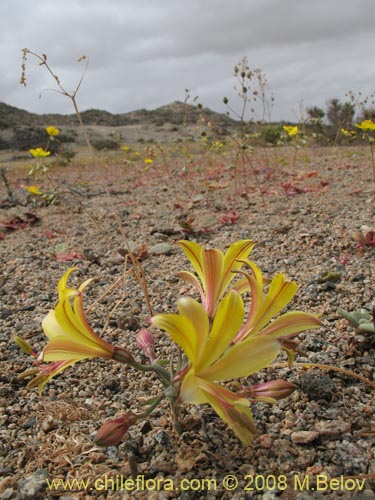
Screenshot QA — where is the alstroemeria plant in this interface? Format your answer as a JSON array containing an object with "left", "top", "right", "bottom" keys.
[
  {"left": 17, "top": 240, "right": 321, "bottom": 446},
  {"left": 152, "top": 251, "right": 321, "bottom": 444}
]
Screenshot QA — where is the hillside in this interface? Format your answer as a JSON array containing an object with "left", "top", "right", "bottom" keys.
[
  {"left": 0, "top": 101, "right": 236, "bottom": 128},
  {"left": 0, "top": 101, "right": 238, "bottom": 152}
]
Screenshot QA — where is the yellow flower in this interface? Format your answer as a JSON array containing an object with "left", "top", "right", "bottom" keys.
[
  {"left": 283, "top": 125, "right": 299, "bottom": 136},
  {"left": 152, "top": 262, "right": 321, "bottom": 444},
  {"left": 177, "top": 239, "right": 255, "bottom": 318},
  {"left": 341, "top": 128, "right": 351, "bottom": 136},
  {"left": 144, "top": 158, "right": 154, "bottom": 164},
  {"left": 354, "top": 119, "right": 375, "bottom": 131},
  {"left": 29, "top": 147, "right": 51, "bottom": 158},
  {"left": 121, "top": 145, "right": 130, "bottom": 152},
  {"left": 46, "top": 126, "right": 60, "bottom": 136},
  {"left": 26, "top": 268, "right": 116, "bottom": 393},
  {"left": 25, "top": 185, "right": 42, "bottom": 195}
]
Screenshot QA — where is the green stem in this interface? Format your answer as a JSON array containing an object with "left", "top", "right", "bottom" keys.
[{"left": 138, "top": 394, "right": 165, "bottom": 419}]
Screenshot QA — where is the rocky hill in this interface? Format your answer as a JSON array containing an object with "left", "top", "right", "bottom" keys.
[
  {"left": 0, "top": 101, "right": 236, "bottom": 129},
  {"left": 0, "top": 101, "right": 239, "bottom": 152}
]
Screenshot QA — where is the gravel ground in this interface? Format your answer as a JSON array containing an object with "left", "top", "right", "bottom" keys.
[{"left": 0, "top": 146, "right": 374, "bottom": 500}]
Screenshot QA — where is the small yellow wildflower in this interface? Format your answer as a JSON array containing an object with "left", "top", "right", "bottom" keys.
[
  {"left": 144, "top": 158, "right": 154, "bottom": 164},
  {"left": 25, "top": 185, "right": 42, "bottom": 195},
  {"left": 29, "top": 147, "right": 51, "bottom": 158},
  {"left": 355, "top": 119, "right": 375, "bottom": 131},
  {"left": 283, "top": 125, "right": 298, "bottom": 137},
  {"left": 46, "top": 126, "right": 60, "bottom": 136},
  {"left": 121, "top": 145, "right": 130, "bottom": 152}
]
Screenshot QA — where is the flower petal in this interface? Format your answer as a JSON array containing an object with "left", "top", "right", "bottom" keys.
[
  {"left": 194, "top": 378, "right": 256, "bottom": 445},
  {"left": 177, "top": 270, "right": 204, "bottom": 303},
  {"left": 221, "top": 240, "right": 256, "bottom": 291},
  {"left": 43, "top": 337, "right": 113, "bottom": 361},
  {"left": 245, "top": 273, "right": 298, "bottom": 336},
  {"left": 201, "top": 248, "right": 224, "bottom": 315},
  {"left": 178, "top": 240, "right": 205, "bottom": 283},
  {"left": 177, "top": 297, "right": 209, "bottom": 364},
  {"left": 234, "top": 271, "right": 263, "bottom": 342},
  {"left": 27, "top": 359, "right": 77, "bottom": 395},
  {"left": 200, "top": 336, "right": 281, "bottom": 381},
  {"left": 151, "top": 313, "right": 198, "bottom": 364},
  {"left": 196, "top": 290, "right": 244, "bottom": 372},
  {"left": 256, "top": 311, "right": 322, "bottom": 339}
]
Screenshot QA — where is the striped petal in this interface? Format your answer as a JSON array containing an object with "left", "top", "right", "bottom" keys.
[
  {"left": 256, "top": 311, "right": 322, "bottom": 339},
  {"left": 196, "top": 290, "right": 244, "bottom": 371},
  {"left": 151, "top": 313, "right": 199, "bottom": 364},
  {"left": 177, "top": 297, "right": 209, "bottom": 364},
  {"left": 221, "top": 240, "right": 256, "bottom": 291},
  {"left": 201, "top": 248, "right": 224, "bottom": 316},
  {"left": 244, "top": 273, "right": 298, "bottom": 336},
  {"left": 199, "top": 336, "right": 281, "bottom": 382},
  {"left": 43, "top": 337, "right": 113, "bottom": 361},
  {"left": 194, "top": 377, "right": 256, "bottom": 445}
]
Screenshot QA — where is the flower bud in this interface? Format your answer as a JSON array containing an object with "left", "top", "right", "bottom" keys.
[
  {"left": 112, "top": 346, "right": 136, "bottom": 365},
  {"left": 136, "top": 328, "right": 155, "bottom": 362},
  {"left": 15, "top": 336, "right": 38, "bottom": 358},
  {"left": 94, "top": 413, "right": 138, "bottom": 447},
  {"left": 244, "top": 380, "right": 296, "bottom": 401}
]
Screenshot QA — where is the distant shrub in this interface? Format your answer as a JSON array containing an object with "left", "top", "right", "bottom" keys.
[
  {"left": 91, "top": 138, "right": 119, "bottom": 150},
  {"left": 261, "top": 125, "right": 282, "bottom": 145},
  {"left": 58, "top": 129, "right": 77, "bottom": 143},
  {"left": 11, "top": 126, "right": 59, "bottom": 152},
  {"left": 0, "top": 136, "right": 11, "bottom": 150}
]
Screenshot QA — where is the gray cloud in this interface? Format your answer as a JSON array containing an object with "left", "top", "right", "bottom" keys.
[{"left": 1, "top": 0, "right": 374, "bottom": 120}]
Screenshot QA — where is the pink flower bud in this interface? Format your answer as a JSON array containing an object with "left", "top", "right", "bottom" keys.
[
  {"left": 94, "top": 413, "right": 138, "bottom": 447},
  {"left": 136, "top": 328, "right": 155, "bottom": 362},
  {"left": 244, "top": 380, "right": 296, "bottom": 401},
  {"left": 112, "top": 346, "right": 136, "bottom": 365}
]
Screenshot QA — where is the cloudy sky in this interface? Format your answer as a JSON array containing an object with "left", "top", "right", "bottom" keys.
[{"left": 1, "top": 0, "right": 374, "bottom": 121}]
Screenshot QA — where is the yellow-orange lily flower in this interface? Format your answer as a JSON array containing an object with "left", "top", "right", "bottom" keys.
[
  {"left": 177, "top": 239, "right": 256, "bottom": 318},
  {"left": 152, "top": 273, "right": 321, "bottom": 444},
  {"left": 27, "top": 268, "right": 116, "bottom": 393},
  {"left": 41, "top": 268, "right": 115, "bottom": 362}
]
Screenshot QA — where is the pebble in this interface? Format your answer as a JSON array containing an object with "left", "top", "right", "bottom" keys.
[
  {"left": 18, "top": 469, "right": 49, "bottom": 499},
  {"left": 315, "top": 420, "right": 351, "bottom": 438},
  {"left": 257, "top": 434, "right": 273, "bottom": 448},
  {"left": 148, "top": 243, "right": 173, "bottom": 255},
  {"left": 0, "top": 489, "right": 14, "bottom": 500},
  {"left": 291, "top": 430, "right": 319, "bottom": 444}
]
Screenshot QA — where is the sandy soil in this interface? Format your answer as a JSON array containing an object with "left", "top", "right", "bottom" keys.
[{"left": 0, "top": 145, "right": 374, "bottom": 499}]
